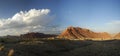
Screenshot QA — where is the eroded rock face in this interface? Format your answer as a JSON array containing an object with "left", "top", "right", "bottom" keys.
[
  {"left": 58, "top": 26, "right": 111, "bottom": 39},
  {"left": 114, "top": 33, "right": 120, "bottom": 38},
  {"left": 98, "top": 32, "right": 111, "bottom": 38}
]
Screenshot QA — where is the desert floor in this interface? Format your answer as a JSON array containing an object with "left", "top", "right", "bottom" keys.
[{"left": 0, "top": 37, "right": 120, "bottom": 56}]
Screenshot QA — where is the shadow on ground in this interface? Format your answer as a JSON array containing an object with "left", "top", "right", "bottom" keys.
[{"left": 0, "top": 38, "right": 120, "bottom": 56}]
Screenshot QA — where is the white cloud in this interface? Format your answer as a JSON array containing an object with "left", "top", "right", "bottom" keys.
[{"left": 0, "top": 9, "right": 59, "bottom": 36}]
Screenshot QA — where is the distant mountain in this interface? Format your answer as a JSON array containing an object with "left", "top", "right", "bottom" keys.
[
  {"left": 20, "top": 32, "right": 57, "bottom": 38},
  {"left": 58, "top": 26, "right": 111, "bottom": 39},
  {"left": 1, "top": 35, "right": 19, "bottom": 38}
]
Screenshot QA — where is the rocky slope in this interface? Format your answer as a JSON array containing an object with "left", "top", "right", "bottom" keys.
[
  {"left": 114, "top": 33, "right": 120, "bottom": 38},
  {"left": 58, "top": 26, "right": 111, "bottom": 39},
  {"left": 20, "top": 32, "right": 57, "bottom": 38}
]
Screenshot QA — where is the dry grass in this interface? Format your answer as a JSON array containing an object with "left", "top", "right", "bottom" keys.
[
  {"left": 7, "top": 49, "right": 14, "bottom": 56},
  {"left": 0, "top": 45, "right": 4, "bottom": 51}
]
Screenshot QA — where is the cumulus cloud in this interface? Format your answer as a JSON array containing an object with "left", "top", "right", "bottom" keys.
[{"left": 0, "top": 9, "right": 59, "bottom": 36}]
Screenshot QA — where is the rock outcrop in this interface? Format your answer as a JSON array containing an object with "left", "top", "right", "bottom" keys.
[
  {"left": 20, "top": 32, "right": 57, "bottom": 38},
  {"left": 58, "top": 26, "right": 111, "bottom": 39},
  {"left": 114, "top": 33, "right": 120, "bottom": 38}
]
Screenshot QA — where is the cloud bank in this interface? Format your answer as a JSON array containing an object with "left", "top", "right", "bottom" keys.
[{"left": 0, "top": 9, "right": 58, "bottom": 36}]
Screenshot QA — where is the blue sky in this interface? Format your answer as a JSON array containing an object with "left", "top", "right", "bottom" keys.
[
  {"left": 0, "top": 0, "right": 60, "bottom": 18},
  {"left": 0, "top": 0, "right": 120, "bottom": 35},
  {"left": 59, "top": 0, "right": 120, "bottom": 26},
  {"left": 59, "top": 0, "right": 120, "bottom": 33}
]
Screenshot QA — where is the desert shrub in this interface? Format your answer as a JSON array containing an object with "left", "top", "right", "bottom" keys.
[{"left": 0, "top": 37, "right": 21, "bottom": 44}]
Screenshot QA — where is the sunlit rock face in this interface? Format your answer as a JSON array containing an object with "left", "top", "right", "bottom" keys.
[
  {"left": 58, "top": 26, "right": 111, "bottom": 39},
  {"left": 114, "top": 33, "right": 120, "bottom": 39},
  {"left": 98, "top": 32, "right": 112, "bottom": 39}
]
